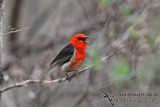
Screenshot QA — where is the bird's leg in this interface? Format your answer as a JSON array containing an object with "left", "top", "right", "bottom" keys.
[
  {"left": 76, "top": 69, "right": 79, "bottom": 76},
  {"left": 60, "top": 75, "right": 63, "bottom": 82},
  {"left": 59, "top": 70, "right": 63, "bottom": 82},
  {"left": 65, "top": 73, "right": 71, "bottom": 82}
]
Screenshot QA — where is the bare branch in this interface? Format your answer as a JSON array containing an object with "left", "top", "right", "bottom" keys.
[
  {"left": 1, "top": 27, "right": 30, "bottom": 36},
  {"left": 0, "top": 48, "right": 120, "bottom": 93},
  {"left": 78, "top": 0, "right": 92, "bottom": 24},
  {"left": 0, "top": 0, "right": 6, "bottom": 106},
  {"left": 0, "top": 79, "right": 61, "bottom": 93}
]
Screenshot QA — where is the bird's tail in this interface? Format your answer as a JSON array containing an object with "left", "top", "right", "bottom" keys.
[{"left": 40, "top": 64, "right": 55, "bottom": 82}]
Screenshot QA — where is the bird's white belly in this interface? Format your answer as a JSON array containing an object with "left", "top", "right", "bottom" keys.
[{"left": 60, "top": 61, "right": 71, "bottom": 72}]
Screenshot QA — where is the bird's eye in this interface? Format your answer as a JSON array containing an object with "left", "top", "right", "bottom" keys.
[{"left": 77, "top": 37, "right": 83, "bottom": 40}]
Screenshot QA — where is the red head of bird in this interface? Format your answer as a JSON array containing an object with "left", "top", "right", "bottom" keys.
[{"left": 70, "top": 34, "right": 89, "bottom": 50}]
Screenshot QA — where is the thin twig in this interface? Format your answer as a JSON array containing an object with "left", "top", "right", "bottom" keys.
[
  {"left": 78, "top": 0, "right": 92, "bottom": 24},
  {"left": 1, "top": 27, "right": 30, "bottom": 36}
]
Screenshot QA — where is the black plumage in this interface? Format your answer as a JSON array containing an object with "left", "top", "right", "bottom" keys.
[{"left": 51, "top": 44, "right": 74, "bottom": 66}]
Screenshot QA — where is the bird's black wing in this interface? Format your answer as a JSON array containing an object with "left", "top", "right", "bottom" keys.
[{"left": 51, "top": 43, "right": 74, "bottom": 66}]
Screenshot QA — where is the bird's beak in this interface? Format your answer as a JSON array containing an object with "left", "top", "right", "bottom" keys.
[{"left": 84, "top": 36, "right": 90, "bottom": 43}]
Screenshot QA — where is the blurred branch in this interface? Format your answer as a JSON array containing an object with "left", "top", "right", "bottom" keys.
[
  {"left": 1, "top": 27, "right": 30, "bottom": 36},
  {"left": 0, "top": 47, "right": 121, "bottom": 94},
  {"left": 0, "top": 0, "right": 5, "bottom": 106},
  {"left": 9, "top": 0, "right": 22, "bottom": 41},
  {"left": 78, "top": 0, "right": 92, "bottom": 24}
]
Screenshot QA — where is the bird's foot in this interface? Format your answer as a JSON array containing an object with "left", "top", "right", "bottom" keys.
[
  {"left": 65, "top": 73, "right": 71, "bottom": 82},
  {"left": 60, "top": 76, "right": 63, "bottom": 82},
  {"left": 76, "top": 69, "right": 79, "bottom": 76}
]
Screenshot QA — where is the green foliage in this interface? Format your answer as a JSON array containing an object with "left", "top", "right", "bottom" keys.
[
  {"left": 122, "top": 5, "right": 131, "bottom": 17},
  {"left": 99, "top": 0, "right": 112, "bottom": 7},
  {"left": 128, "top": 26, "right": 138, "bottom": 37},
  {"left": 148, "top": 31, "right": 159, "bottom": 45},
  {"left": 134, "top": 17, "right": 143, "bottom": 25},
  {"left": 109, "top": 59, "right": 130, "bottom": 83},
  {"left": 90, "top": 45, "right": 102, "bottom": 71}
]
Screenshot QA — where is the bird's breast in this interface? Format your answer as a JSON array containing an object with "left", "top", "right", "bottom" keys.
[{"left": 66, "top": 49, "right": 85, "bottom": 72}]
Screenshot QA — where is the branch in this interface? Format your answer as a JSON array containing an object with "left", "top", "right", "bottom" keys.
[
  {"left": 0, "top": 0, "right": 6, "bottom": 106},
  {"left": 1, "top": 27, "right": 30, "bottom": 36},
  {"left": 0, "top": 48, "right": 119, "bottom": 93},
  {"left": 78, "top": 0, "right": 92, "bottom": 24},
  {"left": 0, "top": 79, "right": 61, "bottom": 93}
]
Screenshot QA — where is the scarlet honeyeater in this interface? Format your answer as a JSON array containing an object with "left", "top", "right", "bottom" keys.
[{"left": 50, "top": 34, "right": 89, "bottom": 78}]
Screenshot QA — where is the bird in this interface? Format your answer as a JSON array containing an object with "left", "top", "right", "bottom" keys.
[{"left": 49, "top": 34, "right": 89, "bottom": 81}]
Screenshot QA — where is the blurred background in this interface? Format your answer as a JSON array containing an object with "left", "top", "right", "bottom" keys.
[{"left": 1, "top": 0, "right": 160, "bottom": 107}]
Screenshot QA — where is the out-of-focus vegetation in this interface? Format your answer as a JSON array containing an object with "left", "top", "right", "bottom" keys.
[
  {"left": 99, "top": 0, "right": 112, "bottom": 7},
  {"left": 109, "top": 59, "right": 130, "bottom": 84},
  {"left": 89, "top": 45, "right": 102, "bottom": 71},
  {"left": 122, "top": 5, "right": 132, "bottom": 17},
  {"left": 1, "top": 0, "right": 160, "bottom": 107}
]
